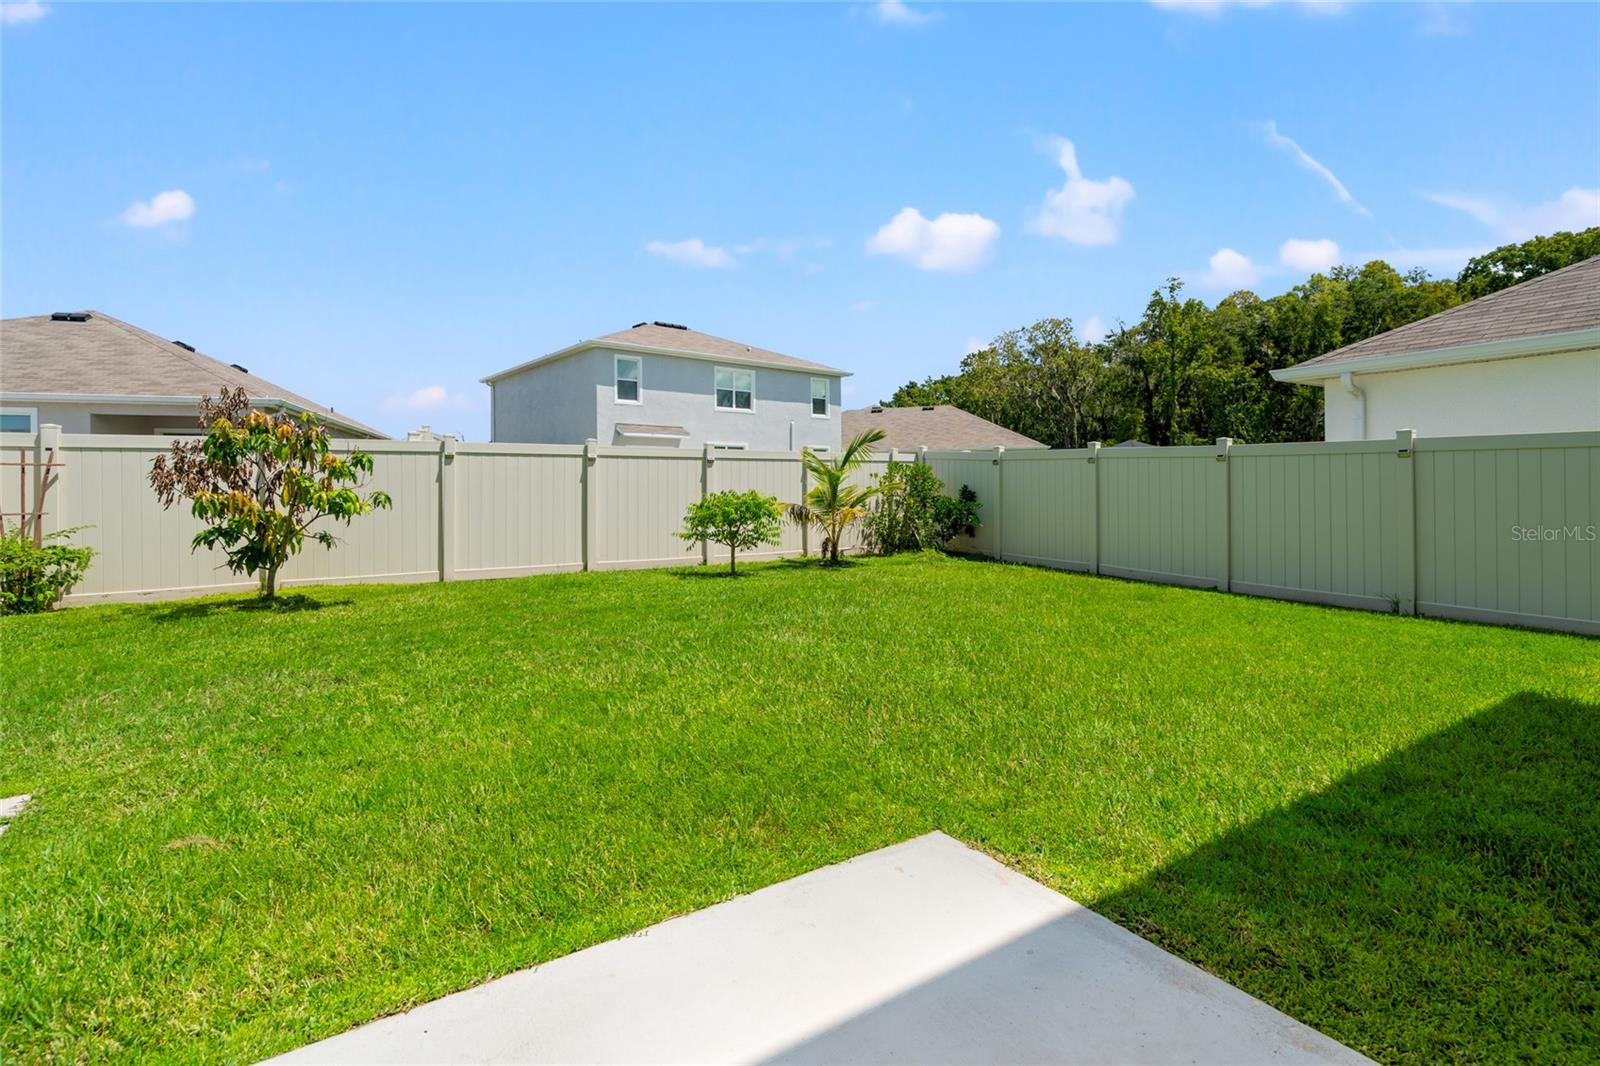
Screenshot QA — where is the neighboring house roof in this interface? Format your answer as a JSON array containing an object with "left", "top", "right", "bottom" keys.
[
  {"left": 1274, "top": 255, "right": 1600, "bottom": 384},
  {"left": 842, "top": 405, "right": 1045, "bottom": 451},
  {"left": 0, "top": 310, "right": 385, "bottom": 437},
  {"left": 481, "top": 321, "right": 849, "bottom": 383}
]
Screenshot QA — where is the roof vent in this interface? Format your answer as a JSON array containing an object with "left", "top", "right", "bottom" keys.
[
  {"left": 632, "top": 321, "right": 648, "bottom": 329},
  {"left": 652, "top": 321, "right": 689, "bottom": 330},
  {"left": 230, "top": 363, "right": 249, "bottom": 374},
  {"left": 50, "top": 311, "right": 92, "bottom": 323},
  {"left": 921, "top": 405, "right": 935, "bottom": 411},
  {"left": 172, "top": 340, "right": 196, "bottom": 352},
  {"left": 870, "top": 405, "right": 885, "bottom": 413}
]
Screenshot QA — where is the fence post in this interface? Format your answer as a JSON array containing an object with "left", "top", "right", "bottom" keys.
[
  {"left": 437, "top": 435, "right": 456, "bottom": 582},
  {"left": 1395, "top": 428, "right": 1417, "bottom": 615},
  {"left": 992, "top": 446, "right": 1005, "bottom": 561},
  {"left": 798, "top": 453, "right": 810, "bottom": 557},
  {"left": 35, "top": 423, "right": 63, "bottom": 543},
  {"left": 701, "top": 443, "right": 713, "bottom": 566},
  {"left": 1214, "top": 437, "right": 1232, "bottom": 592},
  {"left": 582, "top": 438, "right": 598, "bottom": 572},
  {"left": 1087, "top": 441, "right": 1101, "bottom": 575}
]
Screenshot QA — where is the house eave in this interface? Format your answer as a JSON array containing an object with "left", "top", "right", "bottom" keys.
[
  {"left": 1270, "top": 327, "right": 1600, "bottom": 386},
  {"left": 0, "top": 391, "right": 386, "bottom": 438},
  {"left": 481, "top": 339, "right": 851, "bottom": 384}
]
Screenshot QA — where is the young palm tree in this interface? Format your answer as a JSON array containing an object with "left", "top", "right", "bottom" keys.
[{"left": 788, "top": 428, "right": 887, "bottom": 564}]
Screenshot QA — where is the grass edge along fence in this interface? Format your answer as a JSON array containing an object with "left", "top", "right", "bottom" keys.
[{"left": 1, "top": 426, "right": 1594, "bottom": 635}]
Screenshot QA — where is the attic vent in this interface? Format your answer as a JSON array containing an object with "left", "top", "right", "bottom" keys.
[
  {"left": 50, "top": 312, "right": 91, "bottom": 323},
  {"left": 870, "top": 405, "right": 885, "bottom": 413},
  {"left": 172, "top": 340, "right": 196, "bottom": 352},
  {"left": 921, "top": 405, "right": 935, "bottom": 411},
  {"left": 632, "top": 321, "right": 648, "bottom": 329},
  {"left": 230, "top": 363, "right": 249, "bottom": 374},
  {"left": 652, "top": 321, "right": 688, "bottom": 330}
]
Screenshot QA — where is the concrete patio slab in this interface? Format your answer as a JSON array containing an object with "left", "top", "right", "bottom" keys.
[{"left": 268, "top": 831, "right": 1371, "bottom": 1065}]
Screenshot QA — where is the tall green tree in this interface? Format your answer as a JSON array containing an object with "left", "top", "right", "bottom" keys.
[{"left": 1456, "top": 227, "right": 1600, "bottom": 298}]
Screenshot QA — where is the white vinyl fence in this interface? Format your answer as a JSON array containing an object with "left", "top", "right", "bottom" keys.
[
  {"left": 926, "top": 430, "right": 1598, "bottom": 635},
  {"left": 3, "top": 426, "right": 1595, "bottom": 635}
]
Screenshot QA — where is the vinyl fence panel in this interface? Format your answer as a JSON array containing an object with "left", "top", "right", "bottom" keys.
[
  {"left": 452, "top": 443, "right": 586, "bottom": 579},
  {"left": 15, "top": 425, "right": 1596, "bottom": 635}
]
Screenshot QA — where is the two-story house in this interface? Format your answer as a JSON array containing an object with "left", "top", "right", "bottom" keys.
[{"left": 482, "top": 322, "right": 849, "bottom": 451}]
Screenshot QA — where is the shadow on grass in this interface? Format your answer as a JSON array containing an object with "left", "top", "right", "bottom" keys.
[
  {"left": 1091, "top": 691, "right": 1600, "bottom": 1063},
  {"left": 669, "top": 556, "right": 868, "bottom": 580},
  {"left": 154, "top": 593, "right": 352, "bottom": 621}
]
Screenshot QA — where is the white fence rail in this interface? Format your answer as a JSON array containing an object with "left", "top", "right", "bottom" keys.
[{"left": 3, "top": 427, "right": 1595, "bottom": 635}]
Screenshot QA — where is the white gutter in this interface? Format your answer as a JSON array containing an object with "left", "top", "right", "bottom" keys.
[
  {"left": 0, "top": 391, "right": 384, "bottom": 438},
  {"left": 1339, "top": 372, "right": 1366, "bottom": 440},
  {"left": 1270, "top": 327, "right": 1600, "bottom": 385},
  {"left": 481, "top": 339, "right": 852, "bottom": 384}
]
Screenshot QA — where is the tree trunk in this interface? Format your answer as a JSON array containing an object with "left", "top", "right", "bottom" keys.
[
  {"left": 263, "top": 561, "right": 280, "bottom": 599},
  {"left": 728, "top": 544, "right": 737, "bottom": 575}
]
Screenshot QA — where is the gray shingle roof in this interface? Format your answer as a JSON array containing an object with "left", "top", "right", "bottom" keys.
[
  {"left": 590, "top": 323, "right": 845, "bottom": 374},
  {"left": 483, "top": 322, "right": 848, "bottom": 382},
  {"left": 842, "top": 405, "right": 1045, "bottom": 451},
  {"left": 0, "top": 310, "right": 384, "bottom": 437},
  {"left": 1287, "top": 254, "right": 1600, "bottom": 372}
]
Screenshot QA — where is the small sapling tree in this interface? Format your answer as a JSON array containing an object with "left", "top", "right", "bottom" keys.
[
  {"left": 678, "top": 490, "right": 784, "bottom": 575},
  {"left": 149, "top": 388, "right": 392, "bottom": 599}
]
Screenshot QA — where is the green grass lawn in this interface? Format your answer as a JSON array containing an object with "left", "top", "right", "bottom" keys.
[{"left": 2, "top": 554, "right": 1596, "bottom": 1064}]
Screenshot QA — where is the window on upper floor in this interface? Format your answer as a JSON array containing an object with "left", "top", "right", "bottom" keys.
[
  {"left": 811, "top": 377, "right": 829, "bottom": 418},
  {"left": 615, "top": 355, "right": 641, "bottom": 404},
  {"left": 715, "top": 366, "right": 753, "bottom": 411}
]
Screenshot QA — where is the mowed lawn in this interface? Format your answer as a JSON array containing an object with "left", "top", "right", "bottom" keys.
[{"left": 2, "top": 554, "right": 1596, "bottom": 1064}]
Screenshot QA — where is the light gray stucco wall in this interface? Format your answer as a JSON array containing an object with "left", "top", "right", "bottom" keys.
[
  {"left": 490, "top": 349, "right": 606, "bottom": 443},
  {"left": 491, "top": 349, "right": 844, "bottom": 451}
]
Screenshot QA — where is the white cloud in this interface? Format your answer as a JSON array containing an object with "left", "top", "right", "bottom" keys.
[
  {"left": 384, "top": 385, "right": 477, "bottom": 413},
  {"left": 644, "top": 237, "right": 735, "bottom": 269},
  {"left": 1257, "top": 121, "right": 1371, "bottom": 218},
  {"left": 867, "top": 207, "right": 999, "bottom": 272},
  {"left": 121, "top": 189, "right": 195, "bottom": 228},
  {"left": 1201, "top": 247, "right": 1262, "bottom": 289},
  {"left": 1279, "top": 237, "right": 1341, "bottom": 273},
  {"left": 964, "top": 336, "right": 985, "bottom": 355},
  {"left": 1, "top": 1, "right": 47, "bottom": 25},
  {"left": 873, "top": 0, "right": 939, "bottom": 26},
  {"left": 1028, "top": 137, "right": 1136, "bottom": 246},
  {"left": 1080, "top": 315, "right": 1108, "bottom": 343},
  {"left": 1427, "top": 186, "right": 1600, "bottom": 242}
]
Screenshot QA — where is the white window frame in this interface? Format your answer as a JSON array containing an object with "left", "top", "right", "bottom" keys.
[
  {"left": 810, "top": 377, "right": 830, "bottom": 418},
  {"left": 614, "top": 354, "right": 643, "bottom": 405},
  {"left": 714, "top": 366, "right": 755, "bottom": 413},
  {"left": 0, "top": 406, "right": 38, "bottom": 434}
]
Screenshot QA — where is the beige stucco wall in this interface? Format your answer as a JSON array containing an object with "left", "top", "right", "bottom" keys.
[{"left": 1320, "top": 348, "right": 1600, "bottom": 441}]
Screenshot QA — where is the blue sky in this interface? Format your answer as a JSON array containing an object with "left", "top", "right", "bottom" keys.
[{"left": 5, "top": 1, "right": 1598, "bottom": 439}]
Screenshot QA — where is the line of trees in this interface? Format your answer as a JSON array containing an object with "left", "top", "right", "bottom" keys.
[{"left": 885, "top": 228, "right": 1600, "bottom": 447}]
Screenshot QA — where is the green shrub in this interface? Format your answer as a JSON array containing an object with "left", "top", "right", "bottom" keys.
[
  {"left": 934, "top": 484, "right": 982, "bottom": 545},
  {"left": 678, "top": 490, "right": 784, "bottom": 574},
  {"left": 864, "top": 463, "right": 982, "bottom": 553},
  {"left": 0, "top": 527, "right": 95, "bottom": 614},
  {"left": 863, "top": 460, "right": 945, "bottom": 553}
]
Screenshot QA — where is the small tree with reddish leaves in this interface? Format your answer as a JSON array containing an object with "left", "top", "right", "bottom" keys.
[{"left": 149, "top": 388, "right": 391, "bottom": 599}]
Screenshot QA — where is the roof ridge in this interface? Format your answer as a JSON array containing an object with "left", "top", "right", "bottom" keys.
[{"left": 87, "top": 312, "right": 244, "bottom": 394}]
